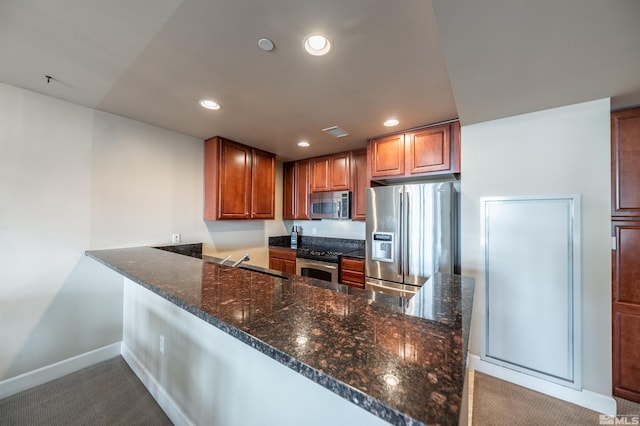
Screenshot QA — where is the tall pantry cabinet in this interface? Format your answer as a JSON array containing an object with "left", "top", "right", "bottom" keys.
[{"left": 611, "top": 107, "right": 640, "bottom": 403}]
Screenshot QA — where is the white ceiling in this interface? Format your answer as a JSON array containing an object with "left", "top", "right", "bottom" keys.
[{"left": 1, "top": 0, "right": 639, "bottom": 161}]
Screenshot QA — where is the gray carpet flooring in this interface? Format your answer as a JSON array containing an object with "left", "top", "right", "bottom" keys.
[
  {"left": 0, "top": 356, "right": 172, "bottom": 426},
  {"left": 2, "top": 357, "right": 639, "bottom": 425},
  {"left": 471, "top": 370, "right": 640, "bottom": 425}
]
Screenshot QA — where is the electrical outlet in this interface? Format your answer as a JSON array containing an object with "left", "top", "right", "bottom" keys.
[
  {"left": 172, "top": 233, "right": 180, "bottom": 244},
  {"left": 312, "top": 227, "right": 317, "bottom": 235},
  {"left": 159, "top": 335, "right": 165, "bottom": 354}
]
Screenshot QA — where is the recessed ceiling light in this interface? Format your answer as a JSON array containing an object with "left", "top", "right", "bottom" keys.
[
  {"left": 258, "top": 38, "right": 275, "bottom": 51},
  {"left": 199, "top": 99, "right": 221, "bottom": 110},
  {"left": 298, "top": 141, "right": 310, "bottom": 147},
  {"left": 303, "top": 34, "right": 331, "bottom": 56},
  {"left": 384, "top": 119, "right": 399, "bottom": 127}
]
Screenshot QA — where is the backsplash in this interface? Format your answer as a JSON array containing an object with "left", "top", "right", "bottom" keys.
[
  {"left": 269, "top": 235, "right": 364, "bottom": 253},
  {"left": 286, "top": 219, "right": 365, "bottom": 240}
]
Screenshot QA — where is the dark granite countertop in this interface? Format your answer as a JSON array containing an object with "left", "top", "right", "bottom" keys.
[
  {"left": 269, "top": 235, "right": 366, "bottom": 261},
  {"left": 85, "top": 246, "right": 474, "bottom": 426},
  {"left": 340, "top": 248, "right": 366, "bottom": 259}
]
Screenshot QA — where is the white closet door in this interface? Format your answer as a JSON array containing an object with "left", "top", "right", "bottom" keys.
[{"left": 481, "top": 195, "right": 581, "bottom": 388}]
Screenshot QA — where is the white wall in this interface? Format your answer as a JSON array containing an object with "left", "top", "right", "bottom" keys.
[
  {"left": 122, "top": 278, "right": 388, "bottom": 426},
  {"left": 0, "top": 83, "right": 288, "bottom": 381},
  {"left": 461, "top": 99, "right": 612, "bottom": 404},
  {"left": 290, "top": 219, "right": 365, "bottom": 241}
]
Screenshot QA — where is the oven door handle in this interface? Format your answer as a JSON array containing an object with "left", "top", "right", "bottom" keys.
[
  {"left": 366, "top": 280, "right": 418, "bottom": 296},
  {"left": 298, "top": 260, "right": 337, "bottom": 270}
]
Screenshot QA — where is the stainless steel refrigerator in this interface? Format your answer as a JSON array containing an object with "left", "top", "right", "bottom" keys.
[{"left": 365, "top": 182, "right": 458, "bottom": 297}]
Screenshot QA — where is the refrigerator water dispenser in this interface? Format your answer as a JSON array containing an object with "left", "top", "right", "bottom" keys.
[{"left": 372, "top": 232, "right": 394, "bottom": 262}]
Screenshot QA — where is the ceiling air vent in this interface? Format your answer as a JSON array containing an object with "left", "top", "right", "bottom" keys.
[{"left": 322, "top": 125, "right": 349, "bottom": 138}]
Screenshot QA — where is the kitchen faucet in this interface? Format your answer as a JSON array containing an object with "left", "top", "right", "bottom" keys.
[{"left": 231, "top": 253, "right": 250, "bottom": 267}]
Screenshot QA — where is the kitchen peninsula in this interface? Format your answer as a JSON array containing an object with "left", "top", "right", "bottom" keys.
[{"left": 86, "top": 246, "right": 474, "bottom": 426}]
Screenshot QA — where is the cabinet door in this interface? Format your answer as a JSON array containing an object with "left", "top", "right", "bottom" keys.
[
  {"left": 283, "top": 162, "right": 295, "bottom": 220},
  {"left": 251, "top": 149, "right": 275, "bottom": 219},
  {"left": 407, "top": 125, "right": 451, "bottom": 175},
  {"left": 330, "top": 152, "right": 350, "bottom": 190},
  {"left": 612, "top": 108, "right": 640, "bottom": 217},
  {"left": 283, "top": 160, "right": 310, "bottom": 220},
  {"left": 351, "top": 149, "right": 368, "bottom": 221},
  {"left": 295, "top": 160, "right": 310, "bottom": 219},
  {"left": 369, "top": 133, "right": 405, "bottom": 178},
  {"left": 613, "top": 220, "right": 640, "bottom": 402},
  {"left": 311, "top": 157, "right": 331, "bottom": 192},
  {"left": 218, "top": 139, "right": 252, "bottom": 219},
  {"left": 269, "top": 257, "right": 283, "bottom": 272},
  {"left": 282, "top": 259, "right": 297, "bottom": 274},
  {"left": 340, "top": 257, "right": 365, "bottom": 288}
]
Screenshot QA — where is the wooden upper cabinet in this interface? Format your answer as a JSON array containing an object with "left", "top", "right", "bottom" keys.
[
  {"left": 612, "top": 107, "right": 640, "bottom": 217},
  {"left": 204, "top": 136, "right": 275, "bottom": 220},
  {"left": 330, "top": 152, "right": 350, "bottom": 190},
  {"left": 283, "top": 162, "right": 295, "bottom": 219},
  {"left": 251, "top": 148, "right": 276, "bottom": 219},
  {"left": 407, "top": 126, "right": 450, "bottom": 174},
  {"left": 283, "top": 160, "right": 310, "bottom": 220},
  {"left": 370, "top": 133, "right": 405, "bottom": 178},
  {"left": 311, "top": 156, "right": 331, "bottom": 192},
  {"left": 311, "top": 153, "right": 351, "bottom": 192},
  {"left": 369, "top": 121, "right": 460, "bottom": 181},
  {"left": 351, "top": 149, "right": 368, "bottom": 221}
]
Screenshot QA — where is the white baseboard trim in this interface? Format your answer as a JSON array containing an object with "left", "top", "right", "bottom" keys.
[
  {"left": 121, "top": 343, "right": 192, "bottom": 426},
  {"left": 0, "top": 342, "right": 122, "bottom": 399},
  {"left": 469, "top": 354, "right": 617, "bottom": 415}
]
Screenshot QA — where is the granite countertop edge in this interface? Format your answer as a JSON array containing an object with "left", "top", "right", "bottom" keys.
[{"left": 85, "top": 249, "right": 425, "bottom": 426}]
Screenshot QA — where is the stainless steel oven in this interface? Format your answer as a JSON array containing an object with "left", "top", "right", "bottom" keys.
[{"left": 296, "top": 258, "right": 339, "bottom": 283}]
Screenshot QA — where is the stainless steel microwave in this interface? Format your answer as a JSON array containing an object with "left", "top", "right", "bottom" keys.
[{"left": 309, "top": 191, "right": 351, "bottom": 220}]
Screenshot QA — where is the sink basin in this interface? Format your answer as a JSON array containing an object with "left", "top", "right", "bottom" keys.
[{"left": 201, "top": 255, "right": 288, "bottom": 280}]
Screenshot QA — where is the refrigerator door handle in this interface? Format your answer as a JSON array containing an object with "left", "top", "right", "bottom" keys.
[
  {"left": 398, "top": 191, "right": 403, "bottom": 277},
  {"left": 405, "top": 190, "right": 410, "bottom": 277}
]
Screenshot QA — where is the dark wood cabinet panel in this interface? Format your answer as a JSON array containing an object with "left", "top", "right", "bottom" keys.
[
  {"left": 408, "top": 126, "right": 450, "bottom": 174},
  {"left": 614, "top": 310, "right": 640, "bottom": 401},
  {"left": 368, "top": 121, "right": 460, "bottom": 181},
  {"left": 283, "top": 162, "right": 295, "bottom": 219},
  {"left": 612, "top": 107, "right": 640, "bottom": 403},
  {"left": 311, "top": 156, "right": 331, "bottom": 192},
  {"left": 204, "top": 136, "right": 275, "bottom": 220},
  {"left": 311, "top": 154, "right": 351, "bottom": 192},
  {"left": 251, "top": 148, "right": 276, "bottom": 219},
  {"left": 296, "top": 160, "right": 310, "bottom": 220},
  {"left": 269, "top": 247, "right": 296, "bottom": 274},
  {"left": 340, "top": 257, "right": 365, "bottom": 288},
  {"left": 283, "top": 160, "right": 310, "bottom": 220},
  {"left": 612, "top": 107, "right": 640, "bottom": 217},
  {"left": 614, "top": 222, "right": 640, "bottom": 305},
  {"left": 351, "top": 149, "right": 368, "bottom": 221},
  {"left": 370, "top": 133, "right": 405, "bottom": 178},
  {"left": 330, "top": 152, "right": 350, "bottom": 190}
]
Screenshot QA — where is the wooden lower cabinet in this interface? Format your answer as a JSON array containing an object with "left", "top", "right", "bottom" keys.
[
  {"left": 613, "top": 220, "right": 640, "bottom": 401},
  {"left": 340, "top": 257, "right": 365, "bottom": 289},
  {"left": 269, "top": 247, "right": 296, "bottom": 274}
]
